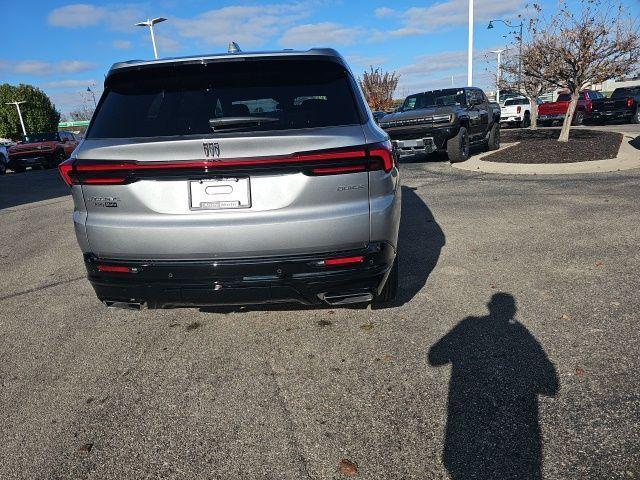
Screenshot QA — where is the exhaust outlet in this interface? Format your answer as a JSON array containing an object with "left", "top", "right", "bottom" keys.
[
  {"left": 320, "top": 291, "right": 373, "bottom": 306},
  {"left": 103, "top": 300, "right": 146, "bottom": 310}
]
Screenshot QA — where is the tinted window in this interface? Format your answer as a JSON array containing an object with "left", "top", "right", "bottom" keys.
[
  {"left": 504, "top": 98, "right": 529, "bottom": 106},
  {"left": 23, "top": 132, "right": 58, "bottom": 142},
  {"left": 589, "top": 91, "right": 604, "bottom": 99},
  {"left": 402, "top": 89, "right": 466, "bottom": 111},
  {"left": 612, "top": 88, "right": 640, "bottom": 98},
  {"left": 557, "top": 94, "right": 572, "bottom": 102},
  {"left": 88, "top": 60, "right": 361, "bottom": 138}
]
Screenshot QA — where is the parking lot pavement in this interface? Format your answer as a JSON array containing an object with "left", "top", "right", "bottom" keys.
[{"left": 1, "top": 165, "right": 639, "bottom": 479}]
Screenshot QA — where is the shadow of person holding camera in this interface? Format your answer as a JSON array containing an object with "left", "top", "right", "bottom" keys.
[{"left": 429, "top": 293, "right": 559, "bottom": 480}]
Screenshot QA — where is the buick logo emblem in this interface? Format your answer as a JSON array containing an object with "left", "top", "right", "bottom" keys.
[{"left": 203, "top": 142, "right": 221, "bottom": 159}]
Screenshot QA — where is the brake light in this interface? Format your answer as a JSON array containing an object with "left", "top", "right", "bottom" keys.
[
  {"left": 368, "top": 140, "right": 395, "bottom": 173},
  {"left": 517, "top": 106, "right": 521, "bottom": 114},
  {"left": 97, "top": 264, "right": 133, "bottom": 273},
  {"left": 324, "top": 255, "right": 364, "bottom": 266},
  {"left": 627, "top": 98, "right": 634, "bottom": 108},
  {"left": 58, "top": 157, "right": 77, "bottom": 186},
  {"left": 586, "top": 101, "right": 593, "bottom": 113}
]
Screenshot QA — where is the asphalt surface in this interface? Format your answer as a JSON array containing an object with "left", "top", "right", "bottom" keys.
[{"left": 1, "top": 152, "right": 639, "bottom": 479}]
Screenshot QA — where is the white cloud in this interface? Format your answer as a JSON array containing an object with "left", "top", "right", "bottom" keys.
[
  {"left": 279, "top": 22, "right": 365, "bottom": 47},
  {"left": 113, "top": 39, "right": 132, "bottom": 49},
  {"left": 374, "top": 7, "right": 396, "bottom": 18},
  {"left": 173, "top": 4, "right": 309, "bottom": 48},
  {"left": 389, "top": 0, "right": 525, "bottom": 35},
  {"left": 395, "top": 49, "right": 495, "bottom": 93},
  {"left": 346, "top": 54, "right": 388, "bottom": 69},
  {"left": 41, "top": 79, "right": 97, "bottom": 89},
  {"left": 2, "top": 60, "right": 95, "bottom": 76},
  {"left": 48, "top": 3, "right": 144, "bottom": 32}
]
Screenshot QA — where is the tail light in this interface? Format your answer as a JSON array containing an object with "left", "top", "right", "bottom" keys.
[
  {"left": 627, "top": 97, "right": 635, "bottom": 108},
  {"left": 57, "top": 142, "right": 396, "bottom": 186},
  {"left": 517, "top": 106, "right": 521, "bottom": 114},
  {"left": 586, "top": 101, "right": 593, "bottom": 113}
]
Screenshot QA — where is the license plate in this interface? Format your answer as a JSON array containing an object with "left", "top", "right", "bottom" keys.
[{"left": 189, "top": 178, "right": 251, "bottom": 210}]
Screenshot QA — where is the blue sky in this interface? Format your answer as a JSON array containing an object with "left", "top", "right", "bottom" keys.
[{"left": 2, "top": 0, "right": 639, "bottom": 114}]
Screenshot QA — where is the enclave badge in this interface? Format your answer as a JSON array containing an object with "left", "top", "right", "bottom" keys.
[{"left": 203, "top": 142, "right": 221, "bottom": 159}]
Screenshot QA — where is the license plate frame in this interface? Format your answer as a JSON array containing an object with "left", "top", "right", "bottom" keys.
[{"left": 189, "top": 177, "right": 251, "bottom": 211}]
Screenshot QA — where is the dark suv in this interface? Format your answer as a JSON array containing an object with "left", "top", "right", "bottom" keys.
[
  {"left": 59, "top": 48, "right": 401, "bottom": 310},
  {"left": 379, "top": 87, "right": 501, "bottom": 162}
]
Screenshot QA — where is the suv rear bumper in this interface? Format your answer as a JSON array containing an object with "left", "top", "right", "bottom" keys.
[{"left": 84, "top": 242, "right": 395, "bottom": 308}]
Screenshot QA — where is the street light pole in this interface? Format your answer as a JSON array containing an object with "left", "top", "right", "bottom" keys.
[
  {"left": 467, "top": 0, "right": 474, "bottom": 86},
  {"left": 490, "top": 49, "right": 509, "bottom": 103},
  {"left": 135, "top": 17, "right": 167, "bottom": 59},
  {"left": 5, "top": 101, "right": 27, "bottom": 136},
  {"left": 487, "top": 19, "right": 524, "bottom": 91},
  {"left": 86, "top": 87, "right": 96, "bottom": 107}
]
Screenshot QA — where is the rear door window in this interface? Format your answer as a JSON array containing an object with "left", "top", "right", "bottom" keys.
[{"left": 87, "top": 59, "right": 362, "bottom": 139}]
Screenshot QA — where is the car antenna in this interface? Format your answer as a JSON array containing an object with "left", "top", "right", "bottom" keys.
[{"left": 228, "top": 42, "right": 242, "bottom": 54}]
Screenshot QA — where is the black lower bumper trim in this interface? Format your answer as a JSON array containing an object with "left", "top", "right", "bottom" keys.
[{"left": 84, "top": 243, "right": 395, "bottom": 308}]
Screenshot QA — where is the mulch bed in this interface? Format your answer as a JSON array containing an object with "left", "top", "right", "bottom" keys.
[{"left": 485, "top": 128, "right": 623, "bottom": 164}]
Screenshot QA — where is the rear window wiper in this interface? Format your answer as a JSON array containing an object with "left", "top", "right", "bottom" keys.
[{"left": 209, "top": 116, "right": 279, "bottom": 131}]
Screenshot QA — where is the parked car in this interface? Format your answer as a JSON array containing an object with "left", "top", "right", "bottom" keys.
[
  {"left": 8, "top": 131, "right": 78, "bottom": 172},
  {"left": 58, "top": 48, "right": 401, "bottom": 309},
  {"left": 586, "top": 87, "right": 640, "bottom": 125},
  {"left": 538, "top": 90, "right": 604, "bottom": 126},
  {"left": 379, "top": 87, "right": 501, "bottom": 162},
  {"left": 500, "top": 97, "right": 531, "bottom": 128},
  {"left": 372, "top": 111, "right": 388, "bottom": 123},
  {"left": 0, "top": 139, "right": 12, "bottom": 175}
]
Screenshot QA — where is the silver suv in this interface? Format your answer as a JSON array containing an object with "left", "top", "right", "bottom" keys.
[{"left": 59, "top": 48, "right": 401, "bottom": 309}]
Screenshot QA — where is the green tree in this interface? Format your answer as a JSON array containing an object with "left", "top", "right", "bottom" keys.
[{"left": 0, "top": 83, "right": 60, "bottom": 140}]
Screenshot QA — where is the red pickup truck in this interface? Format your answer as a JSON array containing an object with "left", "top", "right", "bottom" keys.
[
  {"left": 8, "top": 131, "right": 78, "bottom": 172},
  {"left": 538, "top": 90, "right": 604, "bottom": 126}
]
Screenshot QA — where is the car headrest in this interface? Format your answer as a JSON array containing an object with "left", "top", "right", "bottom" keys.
[{"left": 230, "top": 104, "right": 251, "bottom": 117}]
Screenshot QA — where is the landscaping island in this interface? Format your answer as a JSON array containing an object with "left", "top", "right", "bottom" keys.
[{"left": 486, "top": 128, "right": 623, "bottom": 163}]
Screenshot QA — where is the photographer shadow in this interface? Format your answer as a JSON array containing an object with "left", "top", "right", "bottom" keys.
[{"left": 429, "top": 293, "right": 560, "bottom": 480}]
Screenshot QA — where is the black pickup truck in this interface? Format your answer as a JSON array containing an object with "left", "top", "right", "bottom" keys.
[
  {"left": 586, "top": 87, "right": 640, "bottom": 125},
  {"left": 379, "top": 87, "right": 501, "bottom": 162}
]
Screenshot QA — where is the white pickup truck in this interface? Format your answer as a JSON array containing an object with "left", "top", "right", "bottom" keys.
[{"left": 500, "top": 97, "right": 531, "bottom": 128}]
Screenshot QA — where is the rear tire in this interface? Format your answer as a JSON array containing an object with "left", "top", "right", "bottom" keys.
[
  {"left": 447, "top": 126, "right": 470, "bottom": 163},
  {"left": 486, "top": 123, "right": 500, "bottom": 151},
  {"left": 572, "top": 110, "right": 585, "bottom": 126},
  {"left": 373, "top": 256, "right": 398, "bottom": 307},
  {"left": 523, "top": 113, "right": 531, "bottom": 128},
  {"left": 632, "top": 109, "right": 640, "bottom": 125},
  {"left": 0, "top": 156, "right": 6, "bottom": 175},
  {"left": 47, "top": 150, "right": 65, "bottom": 169}
]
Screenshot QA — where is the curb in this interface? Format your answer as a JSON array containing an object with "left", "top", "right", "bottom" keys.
[{"left": 452, "top": 130, "right": 640, "bottom": 175}]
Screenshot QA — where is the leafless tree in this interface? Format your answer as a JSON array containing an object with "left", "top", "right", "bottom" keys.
[
  {"left": 66, "top": 103, "right": 95, "bottom": 122},
  {"left": 499, "top": 43, "right": 553, "bottom": 129},
  {"left": 524, "top": 0, "right": 640, "bottom": 142},
  {"left": 359, "top": 67, "right": 400, "bottom": 112}
]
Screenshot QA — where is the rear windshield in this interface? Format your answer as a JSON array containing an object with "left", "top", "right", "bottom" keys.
[
  {"left": 87, "top": 59, "right": 361, "bottom": 139},
  {"left": 504, "top": 98, "right": 529, "bottom": 106},
  {"left": 612, "top": 88, "right": 640, "bottom": 98},
  {"left": 402, "top": 89, "right": 466, "bottom": 111}
]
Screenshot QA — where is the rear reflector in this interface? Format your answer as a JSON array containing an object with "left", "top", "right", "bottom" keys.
[
  {"left": 97, "top": 265, "right": 133, "bottom": 273},
  {"left": 324, "top": 255, "right": 365, "bottom": 266},
  {"left": 58, "top": 142, "right": 396, "bottom": 186}
]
